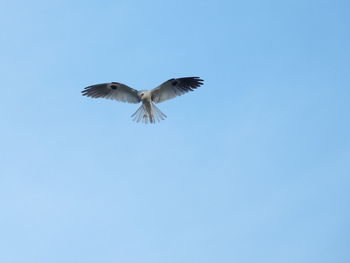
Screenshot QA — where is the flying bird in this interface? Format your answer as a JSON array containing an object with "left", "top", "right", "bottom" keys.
[{"left": 82, "top": 77, "right": 204, "bottom": 124}]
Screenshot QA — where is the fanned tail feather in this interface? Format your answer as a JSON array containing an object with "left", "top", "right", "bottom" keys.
[{"left": 131, "top": 103, "right": 167, "bottom": 124}]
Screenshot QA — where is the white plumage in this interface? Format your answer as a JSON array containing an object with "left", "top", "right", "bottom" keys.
[{"left": 82, "top": 77, "right": 204, "bottom": 124}]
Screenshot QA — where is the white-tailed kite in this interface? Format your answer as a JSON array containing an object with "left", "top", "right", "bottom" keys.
[{"left": 82, "top": 77, "right": 204, "bottom": 124}]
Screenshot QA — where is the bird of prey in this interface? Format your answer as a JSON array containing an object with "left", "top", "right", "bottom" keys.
[{"left": 82, "top": 77, "right": 204, "bottom": 124}]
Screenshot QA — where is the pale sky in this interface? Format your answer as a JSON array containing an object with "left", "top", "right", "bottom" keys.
[{"left": 0, "top": 0, "right": 349, "bottom": 262}]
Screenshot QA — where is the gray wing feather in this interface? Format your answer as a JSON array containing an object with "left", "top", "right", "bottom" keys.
[
  {"left": 151, "top": 77, "right": 203, "bottom": 103},
  {"left": 82, "top": 82, "right": 140, "bottom": 104}
]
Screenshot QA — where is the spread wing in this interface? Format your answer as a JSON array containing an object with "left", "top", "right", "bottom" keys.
[
  {"left": 82, "top": 82, "right": 140, "bottom": 104},
  {"left": 151, "top": 77, "right": 203, "bottom": 103}
]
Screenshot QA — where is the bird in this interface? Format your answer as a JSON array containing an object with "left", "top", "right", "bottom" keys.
[{"left": 81, "top": 77, "right": 204, "bottom": 124}]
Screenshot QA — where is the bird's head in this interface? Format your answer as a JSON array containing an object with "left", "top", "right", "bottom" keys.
[{"left": 138, "top": 90, "right": 146, "bottom": 99}]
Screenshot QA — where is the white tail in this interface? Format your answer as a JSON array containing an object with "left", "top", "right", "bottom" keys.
[{"left": 131, "top": 103, "right": 167, "bottom": 124}]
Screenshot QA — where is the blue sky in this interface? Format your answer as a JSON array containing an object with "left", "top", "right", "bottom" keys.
[{"left": 0, "top": 0, "right": 349, "bottom": 262}]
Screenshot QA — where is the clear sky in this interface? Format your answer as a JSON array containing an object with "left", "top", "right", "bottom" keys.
[{"left": 0, "top": 0, "right": 349, "bottom": 262}]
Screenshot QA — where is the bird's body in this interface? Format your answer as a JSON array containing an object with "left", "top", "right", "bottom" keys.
[
  {"left": 139, "top": 90, "right": 155, "bottom": 123},
  {"left": 82, "top": 77, "right": 203, "bottom": 123}
]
